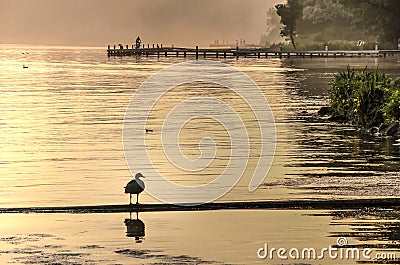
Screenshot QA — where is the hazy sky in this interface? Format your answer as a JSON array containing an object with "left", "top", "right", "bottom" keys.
[{"left": 0, "top": 0, "right": 282, "bottom": 47}]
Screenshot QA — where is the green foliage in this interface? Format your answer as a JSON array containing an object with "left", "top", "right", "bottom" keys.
[
  {"left": 269, "top": 39, "right": 378, "bottom": 51},
  {"left": 340, "top": 0, "right": 400, "bottom": 45},
  {"left": 270, "top": 0, "right": 399, "bottom": 50},
  {"left": 302, "top": 0, "right": 351, "bottom": 24},
  {"left": 329, "top": 67, "right": 400, "bottom": 128},
  {"left": 275, "top": 0, "right": 303, "bottom": 49},
  {"left": 382, "top": 80, "right": 400, "bottom": 124}
]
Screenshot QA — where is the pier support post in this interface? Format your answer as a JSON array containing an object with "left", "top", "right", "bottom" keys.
[
  {"left": 236, "top": 46, "right": 239, "bottom": 60},
  {"left": 196, "top": 46, "right": 199, "bottom": 60}
]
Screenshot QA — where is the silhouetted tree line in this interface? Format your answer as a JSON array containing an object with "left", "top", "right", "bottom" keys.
[{"left": 273, "top": 0, "right": 400, "bottom": 49}]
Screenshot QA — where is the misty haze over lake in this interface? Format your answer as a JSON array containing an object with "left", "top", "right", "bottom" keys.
[{"left": 0, "top": 0, "right": 282, "bottom": 47}]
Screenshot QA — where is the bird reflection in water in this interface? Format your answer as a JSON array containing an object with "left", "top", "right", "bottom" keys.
[
  {"left": 124, "top": 172, "right": 146, "bottom": 242},
  {"left": 124, "top": 210, "right": 145, "bottom": 243}
]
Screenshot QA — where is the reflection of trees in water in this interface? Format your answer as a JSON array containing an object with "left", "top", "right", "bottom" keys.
[
  {"left": 308, "top": 209, "right": 400, "bottom": 264},
  {"left": 270, "top": 65, "right": 400, "bottom": 197},
  {"left": 328, "top": 208, "right": 400, "bottom": 251}
]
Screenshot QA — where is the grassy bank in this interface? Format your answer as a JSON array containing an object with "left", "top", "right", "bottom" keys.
[
  {"left": 329, "top": 67, "right": 400, "bottom": 130},
  {"left": 269, "top": 40, "right": 394, "bottom": 51}
]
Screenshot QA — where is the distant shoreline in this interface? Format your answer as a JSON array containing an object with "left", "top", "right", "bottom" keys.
[{"left": 0, "top": 43, "right": 105, "bottom": 49}]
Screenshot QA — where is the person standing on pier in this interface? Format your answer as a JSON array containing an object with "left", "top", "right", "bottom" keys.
[{"left": 136, "top": 36, "right": 141, "bottom": 49}]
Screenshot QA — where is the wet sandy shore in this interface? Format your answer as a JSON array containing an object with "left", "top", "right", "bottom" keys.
[
  {"left": 1, "top": 209, "right": 399, "bottom": 265},
  {"left": 1, "top": 198, "right": 400, "bottom": 214}
]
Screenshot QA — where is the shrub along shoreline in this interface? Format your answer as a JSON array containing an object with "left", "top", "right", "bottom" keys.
[{"left": 320, "top": 67, "right": 400, "bottom": 138}]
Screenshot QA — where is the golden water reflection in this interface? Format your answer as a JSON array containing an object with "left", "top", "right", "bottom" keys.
[{"left": 0, "top": 46, "right": 399, "bottom": 207}]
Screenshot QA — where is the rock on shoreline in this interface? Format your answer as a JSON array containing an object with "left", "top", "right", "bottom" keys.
[{"left": 317, "top": 106, "right": 399, "bottom": 138}]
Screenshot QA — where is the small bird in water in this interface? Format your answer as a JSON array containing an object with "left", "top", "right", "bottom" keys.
[
  {"left": 124, "top": 173, "right": 145, "bottom": 204},
  {"left": 23, "top": 65, "right": 28, "bottom": 69},
  {"left": 145, "top": 129, "right": 153, "bottom": 133}
]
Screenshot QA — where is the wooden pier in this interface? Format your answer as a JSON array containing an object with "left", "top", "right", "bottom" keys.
[{"left": 107, "top": 44, "right": 400, "bottom": 59}]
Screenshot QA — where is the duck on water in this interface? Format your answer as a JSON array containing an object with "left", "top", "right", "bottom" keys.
[{"left": 125, "top": 173, "right": 145, "bottom": 205}]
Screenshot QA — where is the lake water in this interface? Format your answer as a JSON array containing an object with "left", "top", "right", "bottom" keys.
[
  {"left": 1, "top": 210, "right": 400, "bottom": 264},
  {"left": 0, "top": 45, "right": 399, "bottom": 264},
  {"left": 1, "top": 45, "right": 399, "bottom": 207}
]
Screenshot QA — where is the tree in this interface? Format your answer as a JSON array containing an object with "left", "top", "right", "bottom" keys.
[
  {"left": 340, "top": 0, "right": 400, "bottom": 45},
  {"left": 275, "top": 0, "right": 303, "bottom": 49},
  {"left": 297, "top": 0, "right": 356, "bottom": 43},
  {"left": 273, "top": 0, "right": 399, "bottom": 49},
  {"left": 260, "top": 7, "right": 284, "bottom": 46},
  {"left": 266, "top": 6, "right": 281, "bottom": 35},
  {"left": 302, "top": 0, "right": 351, "bottom": 24}
]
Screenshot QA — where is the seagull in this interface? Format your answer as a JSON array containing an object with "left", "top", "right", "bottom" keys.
[{"left": 124, "top": 173, "right": 145, "bottom": 204}]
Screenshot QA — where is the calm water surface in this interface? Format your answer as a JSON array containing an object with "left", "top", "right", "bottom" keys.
[
  {"left": 1, "top": 45, "right": 399, "bottom": 207},
  {"left": 1, "top": 209, "right": 400, "bottom": 264},
  {"left": 1, "top": 45, "right": 400, "bottom": 264}
]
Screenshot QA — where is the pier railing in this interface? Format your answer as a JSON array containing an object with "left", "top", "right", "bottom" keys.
[{"left": 107, "top": 44, "right": 400, "bottom": 59}]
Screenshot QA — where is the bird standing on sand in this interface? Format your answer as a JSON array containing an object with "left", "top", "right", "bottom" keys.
[{"left": 125, "top": 173, "right": 145, "bottom": 204}]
